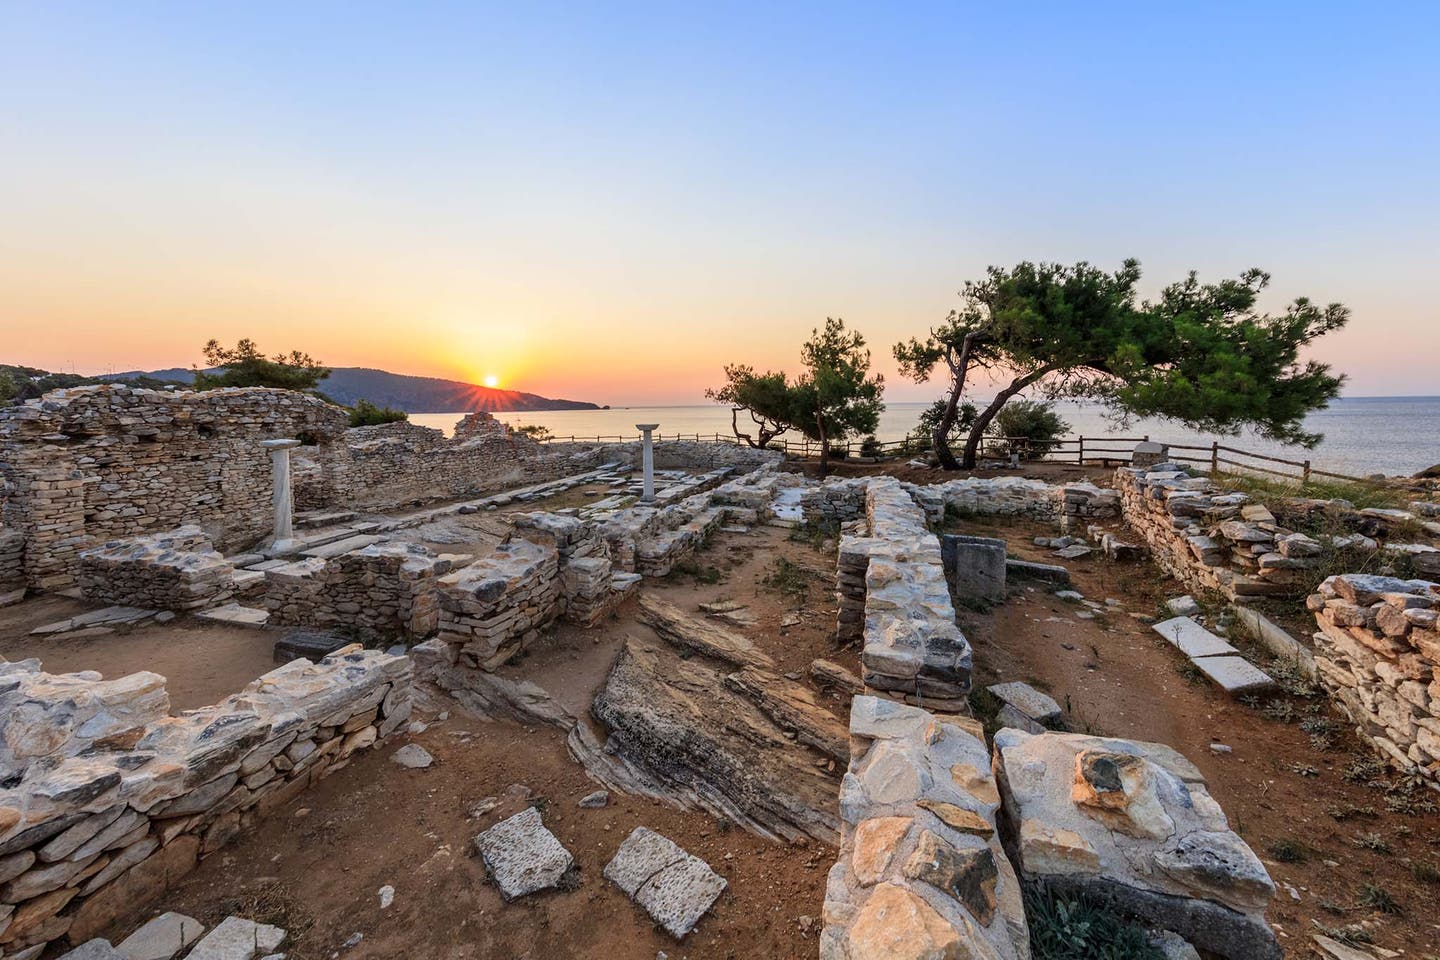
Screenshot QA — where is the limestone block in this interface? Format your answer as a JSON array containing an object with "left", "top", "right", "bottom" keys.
[
  {"left": 473, "top": 807, "right": 574, "bottom": 900},
  {"left": 604, "top": 827, "right": 726, "bottom": 939}
]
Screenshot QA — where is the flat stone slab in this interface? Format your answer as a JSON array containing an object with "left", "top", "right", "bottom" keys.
[
  {"left": 116, "top": 912, "right": 205, "bottom": 960},
  {"left": 1005, "top": 558, "right": 1070, "bottom": 583},
  {"left": 273, "top": 628, "right": 350, "bottom": 663},
  {"left": 1151, "top": 617, "right": 1240, "bottom": 659},
  {"left": 31, "top": 605, "right": 158, "bottom": 635},
  {"left": 987, "top": 681, "right": 1061, "bottom": 724},
  {"left": 300, "top": 534, "right": 382, "bottom": 559},
  {"left": 474, "top": 806, "right": 574, "bottom": 900},
  {"left": 186, "top": 916, "right": 286, "bottom": 960},
  {"left": 195, "top": 603, "right": 270, "bottom": 629},
  {"left": 1165, "top": 596, "right": 1201, "bottom": 617},
  {"left": 604, "top": 826, "right": 726, "bottom": 939},
  {"left": 1191, "top": 656, "right": 1276, "bottom": 695}
]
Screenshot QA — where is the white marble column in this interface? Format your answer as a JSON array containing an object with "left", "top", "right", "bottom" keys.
[
  {"left": 636, "top": 423, "right": 660, "bottom": 502},
  {"left": 261, "top": 438, "right": 303, "bottom": 551}
]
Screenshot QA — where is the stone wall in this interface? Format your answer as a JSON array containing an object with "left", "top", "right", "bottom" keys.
[
  {"left": 76, "top": 527, "right": 236, "bottom": 612},
  {"left": 1308, "top": 573, "right": 1440, "bottom": 789},
  {"left": 855, "top": 479, "right": 972, "bottom": 711},
  {"left": 436, "top": 539, "right": 562, "bottom": 670},
  {"left": 264, "top": 542, "right": 464, "bottom": 640},
  {"left": 546, "top": 439, "right": 782, "bottom": 473},
  {"left": 1116, "top": 466, "right": 1321, "bottom": 601},
  {"left": 0, "top": 385, "right": 349, "bottom": 591},
  {"left": 0, "top": 530, "right": 25, "bottom": 606},
  {"left": 0, "top": 646, "right": 411, "bottom": 956},
  {"left": 822, "top": 696, "right": 1029, "bottom": 960}
]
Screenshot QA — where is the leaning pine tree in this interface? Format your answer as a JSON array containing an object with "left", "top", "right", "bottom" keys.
[{"left": 895, "top": 260, "right": 1349, "bottom": 469}]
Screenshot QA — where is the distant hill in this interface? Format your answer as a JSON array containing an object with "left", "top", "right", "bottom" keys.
[{"left": 101, "top": 366, "right": 600, "bottom": 413}]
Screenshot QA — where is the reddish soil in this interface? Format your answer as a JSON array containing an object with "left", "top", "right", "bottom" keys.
[
  {"left": 949, "top": 514, "right": 1440, "bottom": 956},
  {"left": 126, "top": 525, "right": 845, "bottom": 960},
  {"left": 0, "top": 596, "right": 278, "bottom": 711}
]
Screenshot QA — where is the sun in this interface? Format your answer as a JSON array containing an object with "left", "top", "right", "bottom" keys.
[{"left": 483, "top": 375, "right": 499, "bottom": 389}]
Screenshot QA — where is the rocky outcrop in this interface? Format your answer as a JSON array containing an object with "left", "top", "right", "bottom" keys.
[
  {"left": 1309, "top": 572, "right": 1440, "bottom": 787},
  {"left": 992, "top": 728, "right": 1279, "bottom": 960},
  {"left": 592, "top": 638, "right": 841, "bottom": 843},
  {"left": 822, "top": 696, "right": 1030, "bottom": 960}
]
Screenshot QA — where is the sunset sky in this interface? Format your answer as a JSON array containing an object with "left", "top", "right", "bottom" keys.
[{"left": 2, "top": 2, "right": 1436, "bottom": 404}]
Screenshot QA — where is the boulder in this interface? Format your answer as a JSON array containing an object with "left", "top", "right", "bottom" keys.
[{"left": 993, "top": 729, "right": 1279, "bottom": 960}]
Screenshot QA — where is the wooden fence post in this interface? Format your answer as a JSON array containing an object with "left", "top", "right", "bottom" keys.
[
  {"left": 1303, "top": 459, "right": 1312, "bottom": 483},
  {"left": 1210, "top": 441, "right": 1219, "bottom": 473},
  {"left": 1077, "top": 436, "right": 1085, "bottom": 465}
]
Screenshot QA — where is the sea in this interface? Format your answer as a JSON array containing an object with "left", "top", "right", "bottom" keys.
[{"left": 410, "top": 397, "right": 1440, "bottom": 478}]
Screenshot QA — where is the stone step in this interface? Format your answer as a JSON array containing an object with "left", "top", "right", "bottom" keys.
[
  {"left": 299, "top": 534, "right": 382, "bottom": 559},
  {"left": 230, "top": 569, "right": 266, "bottom": 592},
  {"left": 1190, "top": 655, "right": 1276, "bottom": 694},
  {"left": 295, "top": 510, "right": 359, "bottom": 529},
  {"left": 1151, "top": 617, "right": 1241, "bottom": 659},
  {"left": 194, "top": 603, "right": 270, "bottom": 629}
]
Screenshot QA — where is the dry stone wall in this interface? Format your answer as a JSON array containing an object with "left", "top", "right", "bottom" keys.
[
  {"left": 822, "top": 696, "right": 1029, "bottom": 960},
  {"left": 1308, "top": 573, "right": 1440, "bottom": 788},
  {"left": 0, "top": 646, "right": 411, "bottom": 956},
  {"left": 0, "top": 385, "right": 348, "bottom": 591},
  {"left": 264, "top": 542, "right": 464, "bottom": 640},
  {"left": 76, "top": 527, "right": 235, "bottom": 612},
  {"left": 1, "top": 531, "right": 27, "bottom": 607},
  {"left": 856, "top": 478, "right": 972, "bottom": 711},
  {"left": 436, "top": 540, "right": 562, "bottom": 669}
]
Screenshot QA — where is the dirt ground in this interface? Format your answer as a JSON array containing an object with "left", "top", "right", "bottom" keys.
[
  {"left": 13, "top": 472, "right": 1439, "bottom": 957},
  {"left": 123, "top": 524, "right": 844, "bottom": 960},
  {"left": 949, "top": 514, "right": 1440, "bottom": 956},
  {"left": 0, "top": 595, "right": 278, "bottom": 711}
]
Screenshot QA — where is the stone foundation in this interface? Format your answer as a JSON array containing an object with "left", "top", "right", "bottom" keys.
[
  {"left": 76, "top": 527, "right": 236, "bottom": 611},
  {"left": 822, "top": 696, "right": 1029, "bottom": 960},
  {"left": 264, "top": 542, "right": 464, "bottom": 639},
  {"left": 436, "top": 540, "right": 562, "bottom": 669},
  {"left": 1308, "top": 573, "right": 1440, "bottom": 788},
  {"left": 0, "top": 646, "right": 411, "bottom": 956},
  {"left": 856, "top": 479, "right": 972, "bottom": 711}
]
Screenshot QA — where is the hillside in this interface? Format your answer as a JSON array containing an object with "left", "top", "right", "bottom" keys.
[{"left": 101, "top": 366, "right": 600, "bottom": 412}]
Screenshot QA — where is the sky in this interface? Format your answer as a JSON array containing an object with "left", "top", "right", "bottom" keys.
[{"left": 2, "top": 2, "right": 1437, "bottom": 405}]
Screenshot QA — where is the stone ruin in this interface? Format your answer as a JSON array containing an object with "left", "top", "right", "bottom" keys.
[
  {"left": 76, "top": 527, "right": 236, "bottom": 612},
  {"left": 0, "top": 647, "right": 410, "bottom": 956},
  {"left": 1309, "top": 572, "right": 1440, "bottom": 788},
  {"left": 0, "top": 393, "right": 1345, "bottom": 956}
]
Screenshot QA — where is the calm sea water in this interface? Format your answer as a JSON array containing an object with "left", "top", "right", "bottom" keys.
[{"left": 410, "top": 397, "right": 1440, "bottom": 477}]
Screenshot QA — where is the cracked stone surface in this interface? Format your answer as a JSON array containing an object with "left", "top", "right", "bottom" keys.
[
  {"left": 473, "top": 806, "right": 574, "bottom": 901},
  {"left": 604, "top": 826, "right": 726, "bottom": 939}
]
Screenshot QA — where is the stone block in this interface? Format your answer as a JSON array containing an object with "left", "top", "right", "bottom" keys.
[
  {"left": 115, "top": 912, "right": 205, "bottom": 960},
  {"left": 604, "top": 827, "right": 726, "bottom": 939},
  {"left": 473, "top": 807, "right": 574, "bottom": 900}
]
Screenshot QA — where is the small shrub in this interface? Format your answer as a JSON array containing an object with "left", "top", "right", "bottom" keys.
[
  {"left": 993, "top": 400, "right": 1071, "bottom": 460},
  {"left": 762, "top": 558, "right": 812, "bottom": 600},
  {"left": 859, "top": 435, "right": 883, "bottom": 458},
  {"left": 1024, "top": 885, "right": 1163, "bottom": 960},
  {"left": 1352, "top": 832, "right": 1392, "bottom": 854},
  {"left": 1267, "top": 839, "right": 1310, "bottom": 863},
  {"left": 1412, "top": 861, "right": 1440, "bottom": 884},
  {"left": 510, "top": 423, "right": 552, "bottom": 441},
  {"left": 1358, "top": 883, "right": 1402, "bottom": 915},
  {"left": 347, "top": 398, "right": 409, "bottom": 427}
]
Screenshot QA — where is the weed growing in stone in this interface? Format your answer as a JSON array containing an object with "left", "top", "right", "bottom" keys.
[
  {"left": 1359, "top": 883, "right": 1403, "bottom": 914},
  {"left": 1023, "top": 886, "right": 1163, "bottom": 960}
]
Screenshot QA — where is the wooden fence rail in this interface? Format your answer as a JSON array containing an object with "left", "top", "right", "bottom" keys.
[{"left": 532, "top": 430, "right": 1379, "bottom": 486}]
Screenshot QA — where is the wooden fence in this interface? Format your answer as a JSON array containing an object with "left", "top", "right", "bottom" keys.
[{"left": 533, "top": 431, "right": 1380, "bottom": 486}]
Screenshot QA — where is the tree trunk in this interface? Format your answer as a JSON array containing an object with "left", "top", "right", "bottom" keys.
[
  {"left": 816, "top": 408, "right": 829, "bottom": 476},
  {"left": 933, "top": 331, "right": 982, "bottom": 471},
  {"left": 960, "top": 367, "right": 1053, "bottom": 469},
  {"left": 730, "top": 407, "right": 758, "bottom": 448}
]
